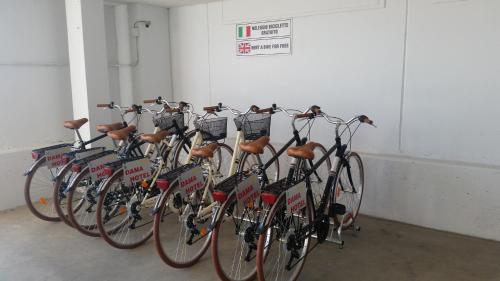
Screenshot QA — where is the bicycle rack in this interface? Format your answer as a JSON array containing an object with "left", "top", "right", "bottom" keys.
[{"left": 311, "top": 214, "right": 361, "bottom": 249}]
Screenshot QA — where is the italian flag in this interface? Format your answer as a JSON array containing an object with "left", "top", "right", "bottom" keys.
[{"left": 238, "top": 25, "right": 251, "bottom": 38}]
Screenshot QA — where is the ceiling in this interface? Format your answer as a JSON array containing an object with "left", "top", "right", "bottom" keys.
[{"left": 106, "top": 0, "right": 219, "bottom": 8}]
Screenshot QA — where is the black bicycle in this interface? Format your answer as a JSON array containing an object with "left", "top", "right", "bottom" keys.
[
  {"left": 210, "top": 105, "right": 332, "bottom": 281},
  {"left": 255, "top": 111, "right": 374, "bottom": 281}
]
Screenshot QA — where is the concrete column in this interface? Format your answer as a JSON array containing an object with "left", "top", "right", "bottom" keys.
[
  {"left": 65, "top": 0, "right": 111, "bottom": 140},
  {"left": 115, "top": 4, "right": 135, "bottom": 107}
]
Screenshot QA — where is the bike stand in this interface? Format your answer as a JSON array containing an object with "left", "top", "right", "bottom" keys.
[{"left": 311, "top": 214, "right": 361, "bottom": 249}]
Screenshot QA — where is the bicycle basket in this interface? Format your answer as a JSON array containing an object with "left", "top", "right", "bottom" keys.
[
  {"left": 153, "top": 113, "right": 184, "bottom": 134},
  {"left": 234, "top": 113, "right": 271, "bottom": 140},
  {"left": 194, "top": 117, "right": 227, "bottom": 141}
]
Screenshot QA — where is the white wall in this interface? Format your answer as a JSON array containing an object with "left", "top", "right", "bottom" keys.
[
  {"left": 103, "top": 3, "right": 173, "bottom": 132},
  {"left": 169, "top": 0, "right": 500, "bottom": 241},
  {"left": 0, "top": 0, "right": 73, "bottom": 210},
  {"left": 104, "top": 5, "right": 122, "bottom": 111},
  {"left": 129, "top": 3, "right": 173, "bottom": 133}
]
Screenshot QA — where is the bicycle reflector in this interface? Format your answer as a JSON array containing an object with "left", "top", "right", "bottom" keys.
[
  {"left": 31, "top": 152, "right": 40, "bottom": 160},
  {"left": 156, "top": 179, "right": 170, "bottom": 191},
  {"left": 72, "top": 164, "right": 82, "bottom": 173},
  {"left": 104, "top": 166, "right": 114, "bottom": 176},
  {"left": 261, "top": 192, "right": 278, "bottom": 205},
  {"left": 212, "top": 191, "right": 228, "bottom": 203}
]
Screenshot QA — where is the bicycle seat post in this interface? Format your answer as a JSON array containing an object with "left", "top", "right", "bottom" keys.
[{"left": 75, "top": 129, "right": 84, "bottom": 148}]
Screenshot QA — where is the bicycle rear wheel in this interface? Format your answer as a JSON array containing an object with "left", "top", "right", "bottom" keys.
[
  {"left": 66, "top": 167, "right": 101, "bottom": 237},
  {"left": 333, "top": 152, "right": 364, "bottom": 229},
  {"left": 153, "top": 180, "right": 213, "bottom": 268},
  {"left": 211, "top": 145, "right": 279, "bottom": 281},
  {"left": 256, "top": 191, "right": 313, "bottom": 281},
  {"left": 24, "top": 157, "right": 62, "bottom": 221},
  {"left": 53, "top": 161, "right": 77, "bottom": 226},
  {"left": 96, "top": 169, "right": 157, "bottom": 249}
]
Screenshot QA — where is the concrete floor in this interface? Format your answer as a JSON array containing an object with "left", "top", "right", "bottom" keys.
[{"left": 1, "top": 206, "right": 500, "bottom": 281}]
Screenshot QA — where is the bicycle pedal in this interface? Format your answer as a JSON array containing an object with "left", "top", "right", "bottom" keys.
[{"left": 329, "top": 203, "right": 346, "bottom": 217}]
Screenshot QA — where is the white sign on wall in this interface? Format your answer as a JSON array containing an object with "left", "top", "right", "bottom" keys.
[{"left": 236, "top": 19, "right": 292, "bottom": 56}]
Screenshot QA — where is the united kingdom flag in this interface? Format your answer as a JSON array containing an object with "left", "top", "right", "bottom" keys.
[{"left": 238, "top": 42, "right": 251, "bottom": 54}]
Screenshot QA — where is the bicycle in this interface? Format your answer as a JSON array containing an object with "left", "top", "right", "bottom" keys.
[
  {"left": 52, "top": 102, "right": 145, "bottom": 227},
  {"left": 210, "top": 106, "right": 332, "bottom": 281},
  {"left": 255, "top": 111, "right": 374, "bottom": 281},
  {"left": 24, "top": 102, "right": 136, "bottom": 222},
  {"left": 152, "top": 103, "right": 282, "bottom": 268},
  {"left": 93, "top": 100, "right": 211, "bottom": 248},
  {"left": 61, "top": 100, "right": 180, "bottom": 236}
]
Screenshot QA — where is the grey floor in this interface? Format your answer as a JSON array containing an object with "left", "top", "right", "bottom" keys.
[{"left": 1, "top": 206, "right": 500, "bottom": 281}]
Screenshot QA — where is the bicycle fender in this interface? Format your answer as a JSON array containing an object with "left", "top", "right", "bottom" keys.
[{"left": 23, "top": 156, "right": 45, "bottom": 176}]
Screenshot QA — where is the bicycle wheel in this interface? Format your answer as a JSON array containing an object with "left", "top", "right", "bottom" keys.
[
  {"left": 66, "top": 167, "right": 102, "bottom": 237},
  {"left": 333, "top": 152, "right": 364, "bottom": 229},
  {"left": 153, "top": 179, "right": 214, "bottom": 268},
  {"left": 211, "top": 143, "right": 234, "bottom": 184},
  {"left": 172, "top": 130, "right": 196, "bottom": 168},
  {"left": 239, "top": 143, "right": 279, "bottom": 184},
  {"left": 53, "top": 160, "right": 77, "bottom": 226},
  {"left": 211, "top": 145, "right": 279, "bottom": 281},
  {"left": 307, "top": 144, "right": 331, "bottom": 207},
  {"left": 256, "top": 191, "right": 313, "bottom": 281},
  {"left": 96, "top": 169, "right": 158, "bottom": 249},
  {"left": 24, "top": 157, "right": 62, "bottom": 221}
]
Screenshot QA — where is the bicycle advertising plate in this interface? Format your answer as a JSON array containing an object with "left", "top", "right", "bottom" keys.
[
  {"left": 88, "top": 154, "right": 116, "bottom": 181},
  {"left": 45, "top": 146, "right": 72, "bottom": 168},
  {"left": 178, "top": 166, "right": 204, "bottom": 197},
  {"left": 286, "top": 182, "right": 307, "bottom": 214},
  {"left": 235, "top": 174, "right": 260, "bottom": 209},
  {"left": 75, "top": 147, "right": 105, "bottom": 160},
  {"left": 123, "top": 158, "right": 152, "bottom": 186}
]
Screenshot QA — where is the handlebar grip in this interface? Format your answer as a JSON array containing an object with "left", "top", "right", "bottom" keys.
[
  {"left": 255, "top": 107, "right": 274, "bottom": 114},
  {"left": 97, "top": 104, "right": 110, "bottom": 108},
  {"left": 166, "top": 108, "right": 181, "bottom": 113},
  {"left": 295, "top": 113, "right": 313, "bottom": 119},
  {"left": 143, "top": 99, "right": 157, "bottom": 104},
  {"left": 203, "top": 106, "right": 219, "bottom": 112},
  {"left": 359, "top": 115, "right": 374, "bottom": 125},
  {"left": 125, "top": 108, "right": 135, "bottom": 113},
  {"left": 310, "top": 105, "right": 321, "bottom": 114}
]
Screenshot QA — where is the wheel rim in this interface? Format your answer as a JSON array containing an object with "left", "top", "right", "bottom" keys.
[
  {"left": 25, "top": 157, "right": 62, "bottom": 221},
  {"left": 335, "top": 153, "right": 364, "bottom": 228},
  {"left": 154, "top": 182, "right": 213, "bottom": 267},
  {"left": 54, "top": 162, "right": 77, "bottom": 226},
  {"left": 213, "top": 193, "right": 264, "bottom": 281},
  {"left": 257, "top": 193, "right": 312, "bottom": 281},
  {"left": 67, "top": 168, "right": 102, "bottom": 236},
  {"left": 97, "top": 170, "right": 155, "bottom": 249}
]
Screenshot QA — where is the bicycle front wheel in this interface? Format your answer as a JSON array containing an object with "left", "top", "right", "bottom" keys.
[{"left": 333, "top": 152, "right": 364, "bottom": 229}]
